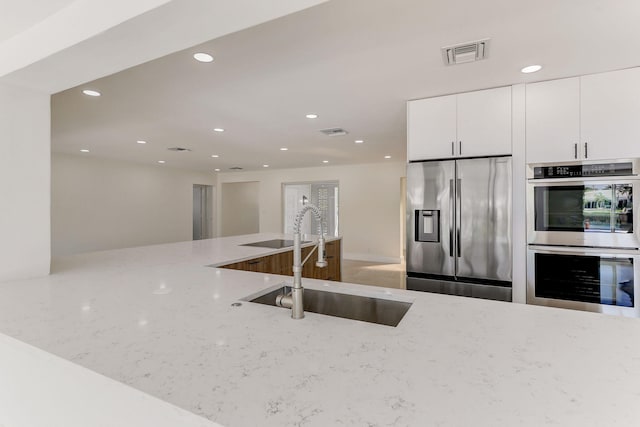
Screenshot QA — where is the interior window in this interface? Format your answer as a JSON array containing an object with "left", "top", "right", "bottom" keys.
[{"left": 283, "top": 181, "right": 339, "bottom": 236}]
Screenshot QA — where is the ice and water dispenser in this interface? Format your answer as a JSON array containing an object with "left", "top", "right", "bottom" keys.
[{"left": 415, "top": 210, "right": 439, "bottom": 242}]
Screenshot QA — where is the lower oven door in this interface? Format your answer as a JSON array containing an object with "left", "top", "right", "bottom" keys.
[{"left": 527, "top": 245, "right": 639, "bottom": 317}]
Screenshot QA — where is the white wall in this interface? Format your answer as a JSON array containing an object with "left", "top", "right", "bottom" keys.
[
  {"left": 217, "top": 162, "right": 406, "bottom": 262},
  {"left": 0, "top": 84, "right": 51, "bottom": 282},
  {"left": 511, "top": 84, "right": 527, "bottom": 304},
  {"left": 52, "top": 153, "right": 216, "bottom": 256},
  {"left": 220, "top": 181, "right": 260, "bottom": 237}
]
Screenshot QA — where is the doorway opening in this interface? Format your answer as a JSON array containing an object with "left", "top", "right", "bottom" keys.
[{"left": 193, "top": 184, "right": 214, "bottom": 240}]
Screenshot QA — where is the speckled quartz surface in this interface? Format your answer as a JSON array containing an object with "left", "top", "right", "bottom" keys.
[
  {"left": 1, "top": 233, "right": 640, "bottom": 426},
  {"left": 0, "top": 334, "right": 220, "bottom": 427}
]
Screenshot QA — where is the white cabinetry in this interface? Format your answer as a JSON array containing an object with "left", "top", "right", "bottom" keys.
[
  {"left": 407, "top": 95, "right": 456, "bottom": 161},
  {"left": 581, "top": 67, "right": 640, "bottom": 160},
  {"left": 525, "top": 78, "right": 580, "bottom": 163},
  {"left": 457, "top": 87, "right": 512, "bottom": 158},
  {"left": 408, "top": 86, "right": 512, "bottom": 161},
  {"left": 526, "top": 67, "right": 640, "bottom": 163}
]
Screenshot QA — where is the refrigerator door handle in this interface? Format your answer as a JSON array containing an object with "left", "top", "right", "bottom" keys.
[
  {"left": 449, "top": 179, "right": 454, "bottom": 257},
  {"left": 456, "top": 178, "right": 462, "bottom": 258}
]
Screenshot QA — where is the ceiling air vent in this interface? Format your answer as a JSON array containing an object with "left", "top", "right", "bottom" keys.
[
  {"left": 167, "top": 147, "right": 192, "bottom": 152},
  {"left": 319, "top": 128, "right": 348, "bottom": 137},
  {"left": 441, "top": 39, "right": 490, "bottom": 65},
  {"left": 229, "top": 166, "right": 243, "bottom": 171}
]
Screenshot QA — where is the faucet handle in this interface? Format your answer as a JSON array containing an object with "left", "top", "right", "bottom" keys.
[{"left": 316, "top": 235, "right": 327, "bottom": 268}]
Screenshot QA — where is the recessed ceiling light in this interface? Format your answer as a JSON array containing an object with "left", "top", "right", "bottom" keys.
[
  {"left": 136, "top": 140, "right": 147, "bottom": 144},
  {"left": 193, "top": 53, "right": 214, "bottom": 63},
  {"left": 322, "top": 160, "right": 329, "bottom": 163},
  {"left": 263, "top": 164, "right": 269, "bottom": 168},
  {"left": 82, "top": 89, "right": 101, "bottom": 97},
  {"left": 80, "top": 149, "right": 90, "bottom": 153},
  {"left": 211, "top": 154, "right": 219, "bottom": 158},
  {"left": 213, "top": 128, "right": 225, "bottom": 132},
  {"left": 157, "top": 160, "right": 165, "bottom": 164},
  {"left": 214, "top": 168, "right": 220, "bottom": 172},
  {"left": 355, "top": 140, "right": 364, "bottom": 144},
  {"left": 280, "top": 147, "right": 288, "bottom": 151},
  {"left": 384, "top": 155, "right": 392, "bottom": 159},
  {"left": 521, "top": 64, "right": 542, "bottom": 74},
  {"left": 305, "top": 113, "right": 319, "bottom": 119}
]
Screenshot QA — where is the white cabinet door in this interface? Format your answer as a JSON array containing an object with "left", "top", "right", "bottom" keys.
[
  {"left": 457, "top": 86, "right": 512, "bottom": 157},
  {"left": 525, "top": 77, "right": 580, "bottom": 163},
  {"left": 581, "top": 67, "right": 640, "bottom": 160},
  {"left": 407, "top": 95, "right": 457, "bottom": 161}
]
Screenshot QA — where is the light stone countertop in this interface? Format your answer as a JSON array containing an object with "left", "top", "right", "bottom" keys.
[
  {"left": 0, "top": 233, "right": 639, "bottom": 426},
  {"left": 0, "top": 333, "right": 220, "bottom": 427}
]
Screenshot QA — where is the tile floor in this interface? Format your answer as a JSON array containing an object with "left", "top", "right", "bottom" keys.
[{"left": 341, "top": 259, "right": 406, "bottom": 289}]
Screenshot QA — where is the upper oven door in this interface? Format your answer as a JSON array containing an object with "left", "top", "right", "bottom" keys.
[{"left": 527, "top": 178, "right": 640, "bottom": 249}]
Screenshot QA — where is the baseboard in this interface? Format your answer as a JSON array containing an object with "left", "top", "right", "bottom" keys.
[{"left": 343, "top": 252, "right": 403, "bottom": 264}]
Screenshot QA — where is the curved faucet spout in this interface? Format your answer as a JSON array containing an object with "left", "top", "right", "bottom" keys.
[{"left": 293, "top": 204, "right": 324, "bottom": 235}]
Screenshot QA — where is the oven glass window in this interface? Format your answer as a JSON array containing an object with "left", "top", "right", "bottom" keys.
[
  {"left": 535, "top": 253, "right": 634, "bottom": 307},
  {"left": 613, "top": 184, "right": 633, "bottom": 233},
  {"left": 534, "top": 184, "right": 633, "bottom": 233}
]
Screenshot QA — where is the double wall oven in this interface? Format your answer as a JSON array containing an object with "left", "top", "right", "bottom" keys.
[{"left": 527, "top": 159, "right": 640, "bottom": 317}]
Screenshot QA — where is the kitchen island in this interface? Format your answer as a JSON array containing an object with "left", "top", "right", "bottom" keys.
[{"left": 0, "top": 233, "right": 639, "bottom": 426}]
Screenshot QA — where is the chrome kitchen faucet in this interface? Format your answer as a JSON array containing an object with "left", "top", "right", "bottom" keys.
[{"left": 276, "top": 203, "right": 327, "bottom": 319}]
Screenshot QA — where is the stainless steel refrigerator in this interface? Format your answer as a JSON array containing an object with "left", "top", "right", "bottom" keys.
[{"left": 406, "top": 156, "right": 512, "bottom": 302}]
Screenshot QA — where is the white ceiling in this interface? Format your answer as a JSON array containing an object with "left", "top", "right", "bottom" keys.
[
  {"left": 51, "top": 0, "right": 640, "bottom": 173},
  {"left": 0, "top": 0, "right": 74, "bottom": 42},
  {"left": 0, "top": 0, "right": 326, "bottom": 92}
]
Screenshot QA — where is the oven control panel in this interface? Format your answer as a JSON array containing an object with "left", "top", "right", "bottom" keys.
[{"left": 532, "top": 162, "right": 633, "bottom": 179}]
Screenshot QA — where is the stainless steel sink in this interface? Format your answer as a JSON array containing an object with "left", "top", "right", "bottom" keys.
[
  {"left": 240, "top": 239, "right": 310, "bottom": 249},
  {"left": 245, "top": 285, "right": 412, "bottom": 327}
]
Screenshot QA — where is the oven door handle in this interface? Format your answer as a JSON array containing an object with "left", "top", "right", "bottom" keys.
[
  {"left": 528, "top": 244, "right": 640, "bottom": 256},
  {"left": 527, "top": 177, "right": 640, "bottom": 185}
]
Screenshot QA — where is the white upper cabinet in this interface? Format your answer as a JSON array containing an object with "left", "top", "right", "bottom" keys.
[
  {"left": 526, "top": 67, "right": 640, "bottom": 163},
  {"left": 457, "top": 86, "right": 512, "bottom": 158},
  {"left": 407, "top": 95, "right": 457, "bottom": 161},
  {"left": 526, "top": 77, "right": 580, "bottom": 163},
  {"left": 581, "top": 67, "right": 640, "bottom": 160},
  {"left": 407, "top": 86, "right": 512, "bottom": 161}
]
